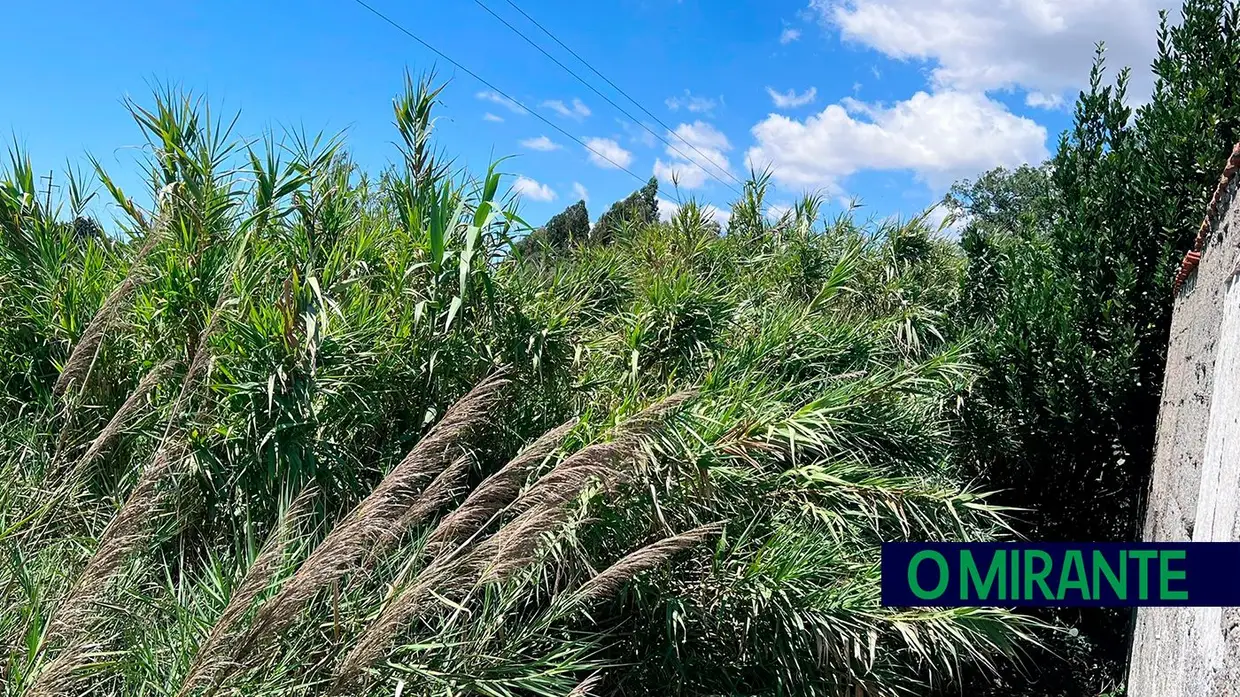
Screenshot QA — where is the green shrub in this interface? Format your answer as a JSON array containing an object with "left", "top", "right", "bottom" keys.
[{"left": 947, "top": 2, "right": 1240, "bottom": 693}]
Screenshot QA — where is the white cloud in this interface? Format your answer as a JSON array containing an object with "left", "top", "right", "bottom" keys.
[
  {"left": 745, "top": 90, "right": 1048, "bottom": 192},
  {"left": 665, "top": 90, "right": 719, "bottom": 115},
  {"left": 653, "top": 160, "right": 701, "bottom": 189},
  {"left": 543, "top": 98, "right": 591, "bottom": 120},
  {"left": 476, "top": 90, "right": 527, "bottom": 115},
  {"left": 652, "top": 121, "right": 733, "bottom": 190},
  {"left": 483, "top": 112, "right": 504, "bottom": 123},
  {"left": 520, "top": 135, "right": 562, "bottom": 152},
  {"left": 658, "top": 198, "right": 731, "bottom": 227},
  {"left": 780, "top": 27, "right": 803, "bottom": 44},
  {"left": 766, "top": 86, "right": 818, "bottom": 108},
  {"left": 815, "top": 0, "right": 1162, "bottom": 99},
  {"left": 572, "top": 182, "right": 589, "bottom": 203},
  {"left": 512, "top": 176, "right": 557, "bottom": 202},
  {"left": 583, "top": 137, "right": 634, "bottom": 169},
  {"left": 1025, "top": 91, "right": 1065, "bottom": 109}
]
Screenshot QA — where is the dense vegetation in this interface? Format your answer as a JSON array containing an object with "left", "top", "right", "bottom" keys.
[
  {"left": 6, "top": 0, "right": 1240, "bottom": 694},
  {"left": 0, "top": 76, "right": 1042, "bottom": 696},
  {"left": 946, "top": 1, "right": 1240, "bottom": 692}
]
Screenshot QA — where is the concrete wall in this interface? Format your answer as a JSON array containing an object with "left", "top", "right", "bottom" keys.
[{"left": 1128, "top": 176, "right": 1240, "bottom": 697}]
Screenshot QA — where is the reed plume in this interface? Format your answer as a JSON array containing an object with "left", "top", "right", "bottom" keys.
[
  {"left": 227, "top": 370, "right": 509, "bottom": 677},
  {"left": 52, "top": 198, "right": 170, "bottom": 400},
  {"left": 47, "top": 440, "right": 187, "bottom": 641},
  {"left": 331, "top": 391, "right": 694, "bottom": 691},
  {"left": 424, "top": 417, "right": 577, "bottom": 555},
  {"left": 57, "top": 359, "right": 175, "bottom": 481},
  {"left": 23, "top": 638, "right": 105, "bottom": 697},
  {"left": 176, "top": 487, "right": 317, "bottom": 697},
  {"left": 394, "top": 453, "right": 473, "bottom": 532},
  {"left": 44, "top": 295, "right": 233, "bottom": 653},
  {"left": 496, "top": 390, "right": 695, "bottom": 526},
  {"left": 567, "top": 671, "right": 604, "bottom": 697},
  {"left": 569, "top": 522, "right": 722, "bottom": 606},
  {"left": 368, "top": 452, "right": 476, "bottom": 564}
]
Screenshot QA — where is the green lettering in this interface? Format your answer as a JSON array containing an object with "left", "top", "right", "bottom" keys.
[
  {"left": 962, "top": 550, "right": 1006, "bottom": 601},
  {"left": 1011, "top": 548, "right": 1020, "bottom": 597},
  {"left": 909, "top": 551, "right": 949, "bottom": 600},
  {"left": 1057, "top": 550, "right": 1090, "bottom": 600},
  {"left": 1024, "top": 550, "right": 1054, "bottom": 600},
  {"left": 1093, "top": 551, "right": 1127, "bottom": 600},
  {"left": 1130, "top": 550, "right": 1158, "bottom": 600},
  {"left": 1160, "top": 550, "right": 1188, "bottom": 601}
]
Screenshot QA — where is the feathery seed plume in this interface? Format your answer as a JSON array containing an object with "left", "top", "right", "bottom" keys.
[{"left": 227, "top": 369, "right": 509, "bottom": 678}]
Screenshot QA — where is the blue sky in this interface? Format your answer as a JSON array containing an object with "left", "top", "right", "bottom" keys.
[{"left": 1, "top": 0, "right": 1168, "bottom": 229}]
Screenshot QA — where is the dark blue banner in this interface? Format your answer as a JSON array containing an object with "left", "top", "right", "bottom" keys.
[{"left": 881, "top": 542, "right": 1240, "bottom": 607}]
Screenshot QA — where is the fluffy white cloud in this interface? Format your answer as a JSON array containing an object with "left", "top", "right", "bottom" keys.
[
  {"left": 483, "top": 112, "right": 504, "bottom": 123},
  {"left": 512, "top": 176, "right": 557, "bottom": 202},
  {"left": 653, "top": 121, "right": 732, "bottom": 190},
  {"left": 583, "top": 137, "right": 634, "bottom": 169},
  {"left": 745, "top": 90, "right": 1048, "bottom": 192},
  {"left": 658, "top": 198, "right": 731, "bottom": 227},
  {"left": 766, "top": 86, "right": 818, "bottom": 108},
  {"left": 476, "top": 90, "right": 527, "bottom": 115},
  {"left": 653, "top": 160, "right": 701, "bottom": 189},
  {"left": 520, "top": 135, "right": 562, "bottom": 152},
  {"left": 572, "top": 182, "right": 589, "bottom": 203},
  {"left": 814, "top": 0, "right": 1162, "bottom": 102},
  {"left": 543, "top": 98, "right": 591, "bottom": 120},
  {"left": 1025, "top": 91, "right": 1065, "bottom": 109},
  {"left": 780, "top": 27, "right": 802, "bottom": 44},
  {"left": 665, "top": 90, "right": 719, "bottom": 115}
]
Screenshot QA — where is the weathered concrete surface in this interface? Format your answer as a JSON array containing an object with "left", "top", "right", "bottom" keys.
[{"left": 1128, "top": 176, "right": 1240, "bottom": 697}]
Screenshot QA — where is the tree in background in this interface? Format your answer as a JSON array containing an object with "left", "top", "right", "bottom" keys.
[
  {"left": 593, "top": 176, "right": 657, "bottom": 244},
  {"left": 948, "top": 1, "right": 1240, "bottom": 693},
  {"left": 948, "top": 164, "right": 1056, "bottom": 325},
  {"left": 545, "top": 199, "right": 589, "bottom": 249},
  {"left": 513, "top": 200, "right": 590, "bottom": 260}
]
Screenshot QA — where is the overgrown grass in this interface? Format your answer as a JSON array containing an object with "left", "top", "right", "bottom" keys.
[{"left": 1, "top": 74, "right": 1043, "bottom": 696}]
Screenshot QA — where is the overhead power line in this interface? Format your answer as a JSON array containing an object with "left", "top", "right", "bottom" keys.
[
  {"left": 472, "top": 0, "right": 743, "bottom": 195},
  {"left": 495, "top": 0, "right": 749, "bottom": 192},
  {"left": 351, "top": 0, "right": 650, "bottom": 188}
]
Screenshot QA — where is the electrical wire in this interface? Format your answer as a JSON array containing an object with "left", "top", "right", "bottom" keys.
[
  {"left": 472, "top": 0, "right": 742, "bottom": 195},
  {"left": 352, "top": 0, "right": 651, "bottom": 187},
  {"left": 498, "top": 0, "right": 749, "bottom": 191}
]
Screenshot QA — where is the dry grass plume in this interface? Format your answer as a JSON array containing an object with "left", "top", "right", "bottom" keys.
[
  {"left": 570, "top": 522, "right": 722, "bottom": 606},
  {"left": 226, "top": 369, "right": 510, "bottom": 679},
  {"left": 52, "top": 200, "right": 170, "bottom": 401},
  {"left": 330, "top": 391, "right": 695, "bottom": 691},
  {"left": 176, "top": 486, "right": 317, "bottom": 697},
  {"left": 424, "top": 417, "right": 577, "bottom": 555}
]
